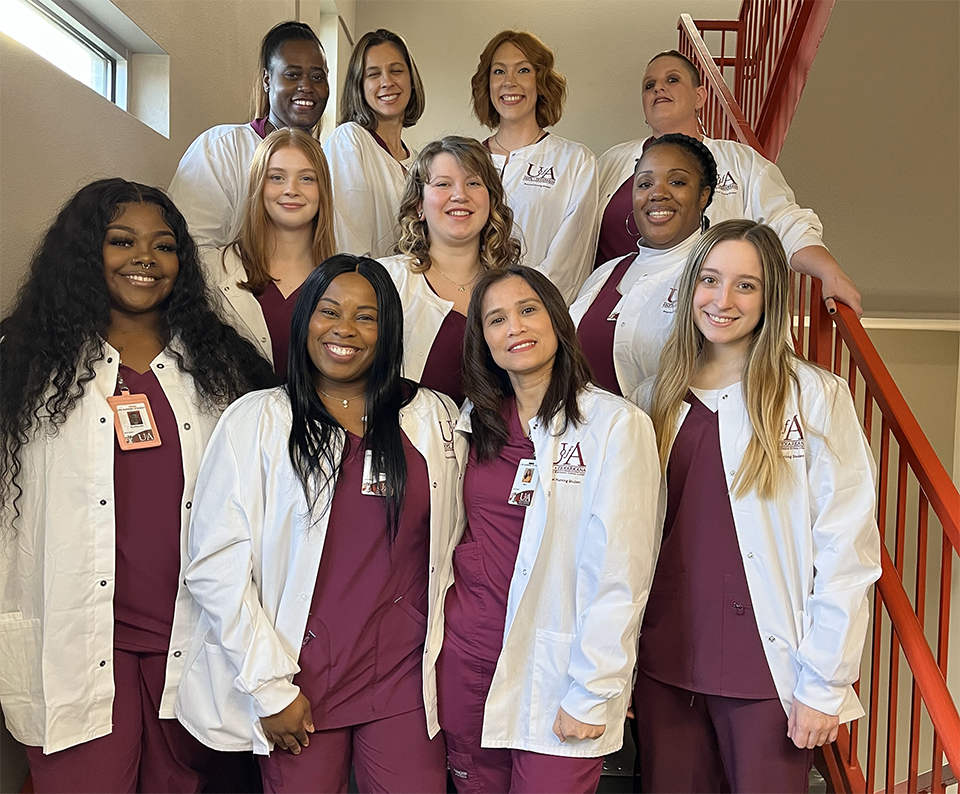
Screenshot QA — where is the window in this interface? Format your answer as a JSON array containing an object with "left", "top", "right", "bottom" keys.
[{"left": 1, "top": 0, "right": 122, "bottom": 102}]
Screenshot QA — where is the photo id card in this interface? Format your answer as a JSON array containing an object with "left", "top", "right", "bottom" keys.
[
  {"left": 106, "top": 391, "right": 162, "bottom": 450},
  {"left": 362, "top": 449, "right": 388, "bottom": 496},
  {"left": 507, "top": 457, "right": 538, "bottom": 508}
]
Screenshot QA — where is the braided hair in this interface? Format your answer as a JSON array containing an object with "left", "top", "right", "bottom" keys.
[{"left": 639, "top": 133, "right": 718, "bottom": 229}]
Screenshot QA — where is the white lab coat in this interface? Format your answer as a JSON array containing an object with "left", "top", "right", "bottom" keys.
[
  {"left": 0, "top": 344, "right": 221, "bottom": 753},
  {"left": 202, "top": 247, "right": 274, "bottom": 365},
  {"left": 490, "top": 134, "right": 599, "bottom": 305},
  {"left": 175, "top": 386, "right": 465, "bottom": 754},
  {"left": 596, "top": 136, "right": 824, "bottom": 260},
  {"left": 324, "top": 122, "right": 416, "bottom": 258},
  {"left": 633, "top": 364, "right": 881, "bottom": 721},
  {"left": 378, "top": 254, "right": 455, "bottom": 384},
  {"left": 453, "top": 387, "right": 661, "bottom": 756},
  {"left": 569, "top": 232, "right": 699, "bottom": 397},
  {"left": 168, "top": 123, "right": 264, "bottom": 250}
]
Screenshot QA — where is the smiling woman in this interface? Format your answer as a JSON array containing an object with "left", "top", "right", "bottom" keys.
[
  {"left": 379, "top": 135, "right": 522, "bottom": 405},
  {"left": 570, "top": 133, "right": 717, "bottom": 398},
  {"left": 0, "top": 178, "right": 275, "bottom": 792},
  {"left": 324, "top": 29, "right": 426, "bottom": 258},
  {"left": 175, "top": 255, "right": 463, "bottom": 794},
  {"left": 204, "top": 128, "right": 336, "bottom": 380},
  {"left": 168, "top": 21, "right": 329, "bottom": 250}
]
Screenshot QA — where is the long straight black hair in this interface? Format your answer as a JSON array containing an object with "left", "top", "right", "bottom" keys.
[{"left": 286, "top": 254, "right": 416, "bottom": 540}]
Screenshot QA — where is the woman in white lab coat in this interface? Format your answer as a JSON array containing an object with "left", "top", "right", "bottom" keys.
[
  {"left": 595, "top": 49, "right": 861, "bottom": 316},
  {"left": 633, "top": 219, "right": 881, "bottom": 793},
  {"left": 324, "top": 29, "right": 426, "bottom": 257},
  {"left": 176, "top": 255, "right": 463, "bottom": 794},
  {"left": 470, "top": 30, "right": 598, "bottom": 304},
  {"left": 0, "top": 178, "right": 274, "bottom": 792},
  {"left": 438, "top": 265, "right": 660, "bottom": 793},
  {"left": 379, "top": 135, "right": 521, "bottom": 405},
  {"left": 169, "top": 21, "right": 329, "bottom": 249},
  {"left": 204, "top": 127, "right": 336, "bottom": 380}
]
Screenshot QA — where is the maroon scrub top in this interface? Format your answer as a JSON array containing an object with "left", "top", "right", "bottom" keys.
[
  {"left": 249, "top": 117, "right": 271, "bottom": 139},
  {"left": 638, "top": 393, "right": 778, "bottom": 699},
  {"left": 255, "top": 281, "right": 302, "bottom": 380},
  {"left": 112, "top": 366, "right": 184, "bottom": 653},
  {"left": 576, "top": 254, "right": 636, "bottom": 396},
  {"left": 444, "top": 398, "right": 533, "bottom": 661},
  {"left": 294, "top": 429, "right": 432, "bottom": 729},
  {"left": 596, "top": 175, "right": 639, "bottom": 269},
  {"left": 419, "top": 279, "right": 467, "bottom": 405}
]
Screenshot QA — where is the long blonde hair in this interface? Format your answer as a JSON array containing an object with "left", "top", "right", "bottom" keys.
[
  {"left": 227, "top": 128, "right": 336, "bottom": 293},
  {"left": 394, "top": 136, "right": 521, "bottom": 272},
  {"left": 650, "top": 219, "right": 799, "bottom": 498}
]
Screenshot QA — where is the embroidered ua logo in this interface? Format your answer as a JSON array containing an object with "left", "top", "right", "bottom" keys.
[{"left": 717, "top": 171, "right": 739, "bottom": 195}]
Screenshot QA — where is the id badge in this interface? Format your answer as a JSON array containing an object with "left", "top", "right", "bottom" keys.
[
  {"left": 607, "top": 294, "right": 627, "bottom": 322},
  {"left": 362, "top": 449, "right": 387, "bottom": 496},
  {"left": 106, "top": 390, "right": 161, "bottom": 450},
  {"left": 507, "top": 457, "right": 538, "bottom": 508}
]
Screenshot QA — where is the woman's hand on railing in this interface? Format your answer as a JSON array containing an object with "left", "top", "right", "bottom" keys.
[
  {"left": 790, "top": 245, "right": 864, "bottom": 317},
  {"left": 787, "top": 699, "right": 840, "bottom": 749},
  {"left": 261, "top": 692, "right": 315, "bottom": 754}
]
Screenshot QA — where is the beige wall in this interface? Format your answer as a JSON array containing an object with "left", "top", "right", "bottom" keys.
[
  {"left": 777, "top": 0, "right": 960, "bottom": 318},
  {"left": 354, "top": 0, "right": 740, "bottom": 153},
  {"left": 0, "top": 0, "right": 299, "bottom": 315}
]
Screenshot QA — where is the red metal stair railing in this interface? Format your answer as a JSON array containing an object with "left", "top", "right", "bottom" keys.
[{"left": 679, "top": 9, "right": 960, "bottom": 794}]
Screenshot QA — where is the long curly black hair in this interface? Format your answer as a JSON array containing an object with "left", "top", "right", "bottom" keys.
[{"left": 1, "top": 178, "right": 276, "bottom": 524}]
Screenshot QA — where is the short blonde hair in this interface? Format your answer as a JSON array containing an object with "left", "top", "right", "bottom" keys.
[
  {"left": 471, "top": 30, "right": 567, "bottom": 129},
  {"left": 228, "top": 128, "right": 336, "bottom": 292},
  {"left": 394, "top": 136, "right": 521, "bottom": 272}
]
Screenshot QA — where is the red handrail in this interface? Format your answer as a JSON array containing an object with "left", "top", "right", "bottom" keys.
[{"left": 680, "top": 8, "right": 960, "bottom": 792}]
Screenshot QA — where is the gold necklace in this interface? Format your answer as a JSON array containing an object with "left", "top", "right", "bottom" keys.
[
  {"left": 492, "top": 127, "right": 543, "bottom": 154},
  {"left": 431, "top": 264, "right": 481, "bottom": 293},
  {"left": 317, "top": 388, "right": 366, "bottom": 409}
]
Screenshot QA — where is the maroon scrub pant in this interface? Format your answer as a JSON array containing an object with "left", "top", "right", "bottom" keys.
[
  {"left": 634, "top": 670, "right": 813, "bottom": 793},
  {"left": 437, "top": 641, "right": 604, "bottom": 794},
  {"left": 25, "top": 649, "right": 214, "bottom": 793},
  {"left": 257, "top": 706, "right": 446, "bottom": 794}
]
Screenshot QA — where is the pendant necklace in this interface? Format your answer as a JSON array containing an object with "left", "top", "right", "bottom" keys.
[
  {"left": 432, "top": 264, "right": 481, "bottom": 293},
  {"left": 318, "top": 388, "right": 366, "bottom": 409}
]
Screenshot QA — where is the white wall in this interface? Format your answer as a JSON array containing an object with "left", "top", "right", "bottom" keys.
[{"left": 354, "top": 0, "right": 740, "bottom": 154}]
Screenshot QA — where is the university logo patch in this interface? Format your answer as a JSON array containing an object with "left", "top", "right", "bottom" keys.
[
  {"left": 553, "top": 441, "right": 587, "bottom": 483},
  {"left": 717, "top": 171, "right": 739, "bottom": 195},
  {"left": 780, "top": 414, "right": 805, "bottom": 459},
  {"left": 522, "top": 163, "right": 557, "bottom": 188},
  {"left": 439, "top": 418, "right": 456, "bottom": 459},
  {"left": 661, "top": 286, "right": 678, "bottom": 312}
]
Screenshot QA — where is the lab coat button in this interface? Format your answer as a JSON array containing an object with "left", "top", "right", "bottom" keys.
[
  {"left": 99, "top": 660, "right": 106, "bottom": 667},
  {"left": 261, "top": 337, "right": 267, "bottom": 343},
  {"left": 173, "top": 650, "right": 182, "bottom": 658},
  {"left": 767, "top": 636, "right": 775, "bottom": 642},
  {"left": 156, "top": 363, "right": 164, "bottom": 369},
  {"left": 432, "top": 482, "right": 437, "bottom": 488},
  {"left": 430, "top": 566, "right": 435, "bottom": 573},
  {"left": 107, "top": 357, "right": 113, "bottom": 363},
  {"left": 418, "top": 351, "right": 424, "bottom": 357},
  {"left": 722, "top": 394, "right": 728, "bottom": 400},
  {"left": 185, "top": 501, "right": 192, "bottom": 509},
  {"left": 183, "top": 423, "right": 191, "bottom": 430},
  {"left": 100, "top": 580, "right": 107, "bottom": 587},
  {"left": 729, "top": 470, "right": 736, "bottom": 477},
  {"left": 522, "top": 568, "right": 528, "bottom": 576},
  {"left": 620, "top": 322, "right": 626, "bottom": 328},
  {"left": 100, "top": 417, "right": 106, "bottom": 423},
  {"left": 747, "top": 552, "right": 754, "bottom": 559},
  {"left": 300, "top": 593, "right": 308, "bottom": 600},
  {"left": 99, "top": 499, "right": 107, "bottom": 506}
]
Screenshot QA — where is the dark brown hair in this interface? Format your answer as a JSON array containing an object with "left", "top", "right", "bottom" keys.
[
  {"left": 463, "top": 266, "right": 595, "bottom": 461},
  {"left": 470, "top": 30, "right": 567, "bottom": 129}
]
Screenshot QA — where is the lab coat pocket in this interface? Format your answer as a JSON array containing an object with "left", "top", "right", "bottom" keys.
[
  {"left": 0, "top": 613, "right": 41, "bottom": 698},
  {"left": 529, "top": 628, "right": 574, "bottom": 743}
]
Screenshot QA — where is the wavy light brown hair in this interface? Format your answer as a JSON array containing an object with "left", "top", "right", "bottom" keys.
[
  {"left": 395, "top": 136, "right": 521, "bottom": 272},
  {"left": 650, "top": 219, "right": 802, "bottom": 498},
  {"left": 226, "top": 128, "right": 336, "bottom": 293},
  {"left": 463, "top": 266, "right": 596, "bottom": 461},
  {"left": 471, "top": 30, "right": 567, "bottom": 129},
  {"left": 338, "top": 29, "right": 425, "bottom": 130}
]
